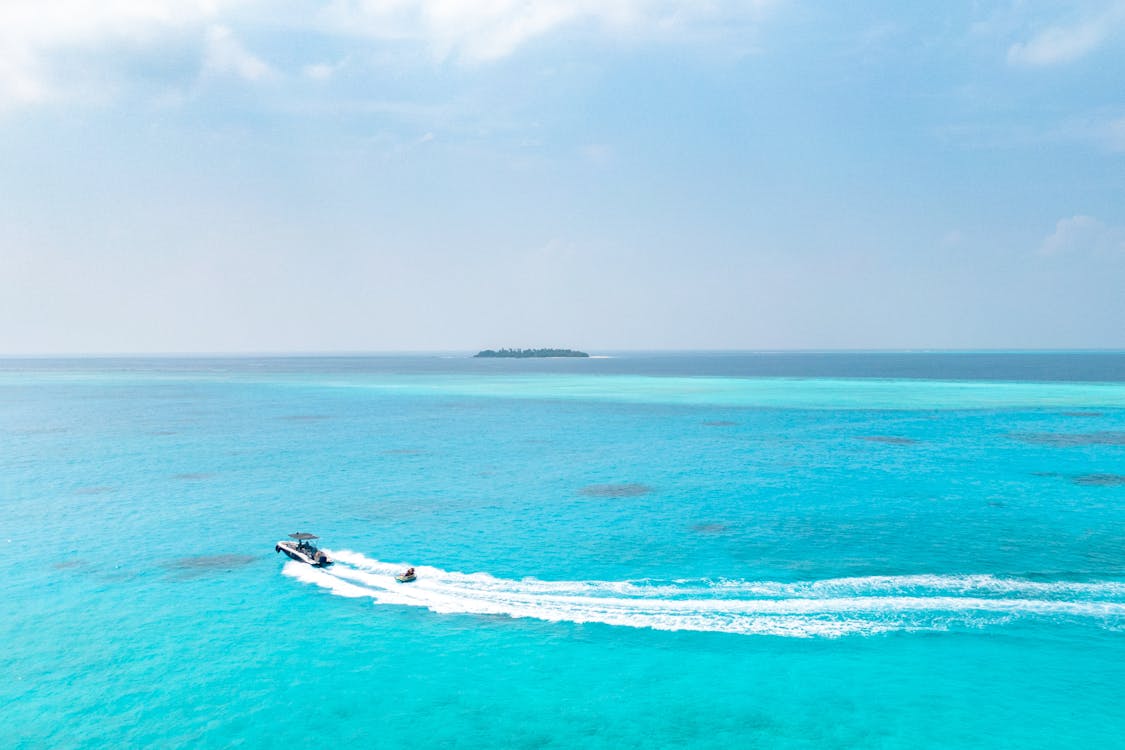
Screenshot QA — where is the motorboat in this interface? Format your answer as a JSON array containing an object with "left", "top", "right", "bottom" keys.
[{"left": 275, "top": 533, "right": 333, "bottom": 566}]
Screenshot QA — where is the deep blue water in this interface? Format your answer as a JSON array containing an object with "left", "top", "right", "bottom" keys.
[{"left": 3, "top": 353, "right": 1124, "bottom": 748}]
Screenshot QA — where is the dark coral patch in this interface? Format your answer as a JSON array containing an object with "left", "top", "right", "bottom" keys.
[
  {"left": 1011, "top": 432, "right": 1125, "bottom": 447},
  {"left": 163, "top": 554, "right": 257, "bottom": 579},
  {"left": 859, "top": 436, "right": 918, "bottom": 446},
  {"left": 1072, "top": 474, "right": 1125, "bottom": 487},
  {"left": 579, "top": 483, "right": 654, "bottom": 498}
]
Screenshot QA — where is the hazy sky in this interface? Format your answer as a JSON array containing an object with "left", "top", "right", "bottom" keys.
[{"left": 1, "top": 1, "right": 1124, "bottom": 353}]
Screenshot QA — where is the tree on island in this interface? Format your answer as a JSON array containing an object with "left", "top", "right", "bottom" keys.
[{"left": 474, "top": 348, "right": 589, "bottom": 358}]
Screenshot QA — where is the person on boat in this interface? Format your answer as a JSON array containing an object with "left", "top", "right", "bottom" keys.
[{"left": 404, "top": 567, "right": 415, "bottom": 577}]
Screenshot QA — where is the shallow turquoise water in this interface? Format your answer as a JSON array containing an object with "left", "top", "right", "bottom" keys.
[{"left": 3, "top": 355, "right": 1124, "bottom": 748}]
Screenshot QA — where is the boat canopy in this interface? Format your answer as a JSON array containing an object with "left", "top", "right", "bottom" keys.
[{"left": 289, "top": 533, "right": 318, "bottom": 540}]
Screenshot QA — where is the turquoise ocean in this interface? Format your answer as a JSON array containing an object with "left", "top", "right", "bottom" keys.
[{"left": 3, "top": 352, "right": 1125, "bottom": 748}]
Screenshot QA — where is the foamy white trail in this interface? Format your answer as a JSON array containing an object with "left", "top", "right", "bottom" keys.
[{"left": 282, "top": 551, "right": 1125, "bottom": 638}]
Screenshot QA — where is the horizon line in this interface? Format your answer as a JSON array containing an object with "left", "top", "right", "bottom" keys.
[{"left": 3, "top": 348, "right": 1125, "bottom": 359}]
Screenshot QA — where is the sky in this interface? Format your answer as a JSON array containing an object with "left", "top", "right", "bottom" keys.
[{"left": 1, "top": 0, "right": 1123, "bottom": 353}]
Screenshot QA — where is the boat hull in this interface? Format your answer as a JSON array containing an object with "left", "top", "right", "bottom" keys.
[
  {"left": 395, "top": 575, "right": 416, "bottom": 583},
  {"left": 275, "top": 541, "right": 332, "bottom": 567}
]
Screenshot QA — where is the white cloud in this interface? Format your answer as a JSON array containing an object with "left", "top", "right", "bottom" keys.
[
  {"left": 203, "top": 24, "right": 272, "bottom": 81},
  {"left": 1008, "top": 21, "right": 1106, "bottom": 66},
  {"left": 303, "top": 61, "right": 338, "bottom": 81},
  {"left": 0, "top": 0, "right": 778, "bottom": 110},
  {"left": 0, "top": 0, "right": 238, "bottom": 107},
  {"left": 319, "top": 0, "right": 779, "bottom": 63},
  {"left": 1007, "top": 3, "right": 1125, "bottom": 66},
  {"left": 0, "top": 47, "right": 46, "bottom": 105},
  {"left": 1040, "top": 215, "right": 1125, "bottom": 257}
]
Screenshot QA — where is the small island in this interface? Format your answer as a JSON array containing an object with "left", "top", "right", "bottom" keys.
[{"left": 475, "top": 348, "right": 589, "bottom": 358}]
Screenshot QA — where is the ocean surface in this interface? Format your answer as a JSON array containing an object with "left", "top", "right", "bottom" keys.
[{"left": 3, "top": 352, "right": 1124, "bottom": 748}]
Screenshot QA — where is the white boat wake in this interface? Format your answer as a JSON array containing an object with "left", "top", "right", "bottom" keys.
[{"left": 282, "top": 551, "right": 1125, "bottom": 638}]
